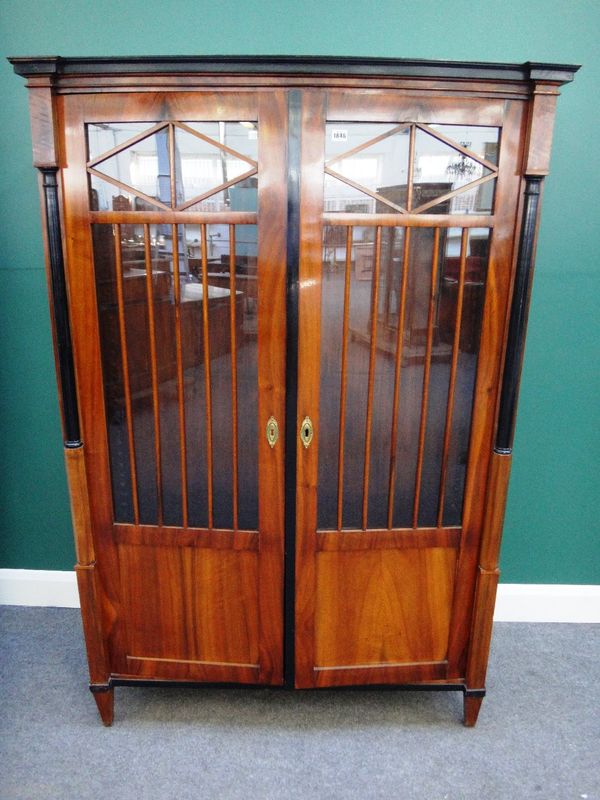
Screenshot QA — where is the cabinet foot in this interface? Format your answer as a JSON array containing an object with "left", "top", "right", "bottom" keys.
[
  {"left": 91, "top": 687, "right": 114, "bottom": 726},
  {"left": 463, "top": 694, "right": 483, "bottom": 727}
]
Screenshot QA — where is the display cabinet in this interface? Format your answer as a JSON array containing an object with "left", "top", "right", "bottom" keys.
[{"left": 10, "top": 55, "right": 578, "bottom": 725}]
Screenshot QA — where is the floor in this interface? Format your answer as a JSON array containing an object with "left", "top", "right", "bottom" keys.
[{"left": 1, "top": 607, "right": 598, "bottom": 800}]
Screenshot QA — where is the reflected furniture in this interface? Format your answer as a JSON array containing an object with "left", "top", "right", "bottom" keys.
[{"left": 10, "top": 55, "right": 578, "bottom": 726}]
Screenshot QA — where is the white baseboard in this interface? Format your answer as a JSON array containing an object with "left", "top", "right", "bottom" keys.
[
  {"left": 0, "top": 569, "right": 599, "bottom": 622},
  {"left": 0, "top": 569, "right": 79, "bottom": 608},
  {"left": 493, "top": 583, "right": 600, "bottom": 623}
]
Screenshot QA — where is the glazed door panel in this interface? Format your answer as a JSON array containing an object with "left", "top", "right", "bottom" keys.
[
  {"left": 61, "top": 91, "right": 287, "bottom": 684},
  {"left": 295, "top": 90, "right": 525, "bottom": 687}
]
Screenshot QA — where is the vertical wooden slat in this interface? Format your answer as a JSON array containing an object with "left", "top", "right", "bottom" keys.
[
  {"left": 112, "top": 225, "right": 139, "bottom": 524},
  {"left": 168, "top": 123, "right": 176, "bottom": 208},
  {"left": 171, "top": 224, "right": 188, "bottom": 528},
  {"left": 412, "top": 227, "right": 440, "bottom": 528},
  {"left": 229, "top": 223, "right": 239, "bottom": 531},
  {"left": 406, "top": 124, "right": 416, "bottom": 212},
  {"left": 386, "top": 227, "right": 412, "bottom": 528},
  {"left": 143, "top": 224, "right": 163, "bottom": 526},
  {"left": 361, "top": 226, "right": 382, "bottom": 530},
  {"left": 200, "top": 222, "right": 214, "bottom": 528},
  {"left": 336, "top": 225, "right": 353, "bottom": 531},
  {"left": 437, "top": 227, "right": 468, "bottom": 527}
]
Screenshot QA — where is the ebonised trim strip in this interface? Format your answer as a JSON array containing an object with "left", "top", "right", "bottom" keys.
[
  {"left": 41, "top": 168, "right": 81, "bottom": 448},
  {"left": 495, "top": 176, "right": 543, "bottom": 453},
  {"left": 283, "top": 89, "right": 302, "bottom": 687},
  {"left": 92, "top": 679, "right": 483, "bottom": 695},
  {"left": 9, "top": 56, "right": 580, "bottom": 85}
]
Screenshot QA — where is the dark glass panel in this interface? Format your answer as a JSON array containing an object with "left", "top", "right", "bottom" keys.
[
  {"left": 92, "top": 224, "right": 134, "bottom": 522},
  {"left": 390, "top": 228, "right": 435, "bottom": 528},
  {"left": 317, "top": 226, "right": 346, "bottom": 529},
  {"left": 119, "top": 225, "right": 179, "bottom": 525},
  {"left": 340, "top": 227, "right": 374, "bottom": 528},
  {"left": 441, "top": 229, "right": 490, "bottom": 526},
  {"left": 366, "top": 227, "right": 406, "bottom": 529},
  {"left": 180, "top": 224, "right": 259, "bottom": 530},
  {"left": 146, "top": 226, "right": 182, "bottom": 526},
  {"left": 178, "top": 225, "right": 208, "bottom": 528}
]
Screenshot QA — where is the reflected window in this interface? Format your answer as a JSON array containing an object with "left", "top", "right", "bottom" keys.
[
  {"left": 87, "top": 121, "right": 258, "bottom": 213},
  {"left": 324, "top": 122, "right": 499, "bottom": 215}
]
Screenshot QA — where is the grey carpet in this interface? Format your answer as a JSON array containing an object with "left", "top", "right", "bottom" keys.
[{"left": 0, "top": 607, "right": 598, "bottom": 800}]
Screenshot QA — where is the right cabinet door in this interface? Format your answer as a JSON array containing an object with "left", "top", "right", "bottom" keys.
[{"left": 295, "top": 89, "right": 525, "bottom": 687}]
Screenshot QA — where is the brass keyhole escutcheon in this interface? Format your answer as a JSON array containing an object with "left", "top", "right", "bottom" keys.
[
  {"left": 300, "top": 416, "right": 313, "bottom": 449},
  {"left": 266, "top": 416, "right": 279, "bottom": 448}
]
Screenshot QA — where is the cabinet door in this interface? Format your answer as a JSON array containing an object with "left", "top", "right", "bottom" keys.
[
  {"left": 62, "top": 91, "right": 287, "bottom": 684},
  {"left": 295, "top": 90, "right": 525, "bottom": 687}
]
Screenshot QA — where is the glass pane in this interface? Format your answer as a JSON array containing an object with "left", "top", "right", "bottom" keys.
[
  {"left": 92, "top": 224, "right": 133, "bottom": 522},
  {"left": 184, "top": 176, "right": 258, "bottom": 213},
  {"left": 175, "top": 123, "right": 256, "bottom": 207},
  {"left": 390, "top": 228, "right": 436, "bottom": 528},
  {"left": 318, "top": 226, "right": 399, "bottom": 530},
  {"left": 317, "top": 226, "right": 347, "bottom": 529},
  {"left": 91, "top": 129, "right": 171, "bottom": 207},
  {"left": 181, "top": 224, "right": 259, "bottom": 530},
  {"left": 123, "top": 224, "right": 179, "bottom": 526},
  {"left": 317, "top": 225, "right": 490, "bottom": 532},
  {"left": 441, "top": 229, "right": 490, "bottom": 526},
  {"left": 324, "top": 173, "right": 376, "bottom": 214},
  {"left": 325, "top": 123, "right": 410, "bottom": 213},
  {"left": 429, "top": 125, "right": 499, "bottom": 164},
  {"left": 367, "top": 227, "right": 404, "bottom": 528},
  {"left": 87, "top": 122, "right": 159, "bottom": 162},
  {"left": 93, "top": 222, "right": 259, "bottom": 530},
  {"left": 325, "top": 122, "right": 401, "bottom": 160},
  {"left": 90, "top": 176, "right": 142, "bottom": 212},
  {"left": 184, "top": 122, "right": 258, "bottom": 161},
  {"left": 413, "top": 127, "right": 495, "bottom": 214}
]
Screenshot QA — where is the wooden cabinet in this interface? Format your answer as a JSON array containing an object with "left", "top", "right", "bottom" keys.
[{"left": 11, "top": 56, "right": 578, "bottom": 726}]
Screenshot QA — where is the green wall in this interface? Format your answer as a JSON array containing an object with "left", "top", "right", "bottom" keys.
[{"left": 1, "top": 0, "right": 598, "bottom": 582}]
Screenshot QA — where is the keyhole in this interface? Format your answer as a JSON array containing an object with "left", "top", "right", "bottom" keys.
[{"left": 300, "top": 417, "right": 313, "bottom": 448}]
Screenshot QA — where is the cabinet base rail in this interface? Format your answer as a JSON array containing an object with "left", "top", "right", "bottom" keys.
[{"left": 89, "top": 679, "right": 485, "bottom": 727}]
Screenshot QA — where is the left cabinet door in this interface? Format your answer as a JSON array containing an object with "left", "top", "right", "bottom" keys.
[{"left": 60, "top": 90, "right": 287, "bottom": 684}]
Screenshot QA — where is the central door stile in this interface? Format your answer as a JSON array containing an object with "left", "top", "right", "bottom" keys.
[
  {"left": 283, "top": 89, "right": 302, "bottom": 687},
  {"left": 256, "top": 91, "right": 287, "bottom": 685},
  {"left": 294, "top": 90, "right": 327, "bottom": 688}
]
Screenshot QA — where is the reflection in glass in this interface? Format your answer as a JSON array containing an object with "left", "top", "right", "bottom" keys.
[
  {"left": 317, "top": 225, "right": 490, "bottom": 531},
  {"left": 325, "top": 123, "right": 410, "bottom": 213},
  {"left": 87, "top": 121, "right": 258, "bottom": 213},
  {"left": 87, "top": 123, "right": 160, "bottom": 161},
  {"left": 90, "top": 129, "right": 171, "bottom": 210},
  {"left": 413, "top": 127, "right": 496, "bottom": 214},
  {"left": 93, "top": 223, "right": 259, "bottom": 530},
  {"left": 324, "top": 122, "right": 499, "bottom": 215},
  {"left": 174, "top": 123, "right": 258, "bottom": 209}
]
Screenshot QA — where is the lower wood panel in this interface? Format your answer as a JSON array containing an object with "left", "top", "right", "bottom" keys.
[
  {"left": 314, "top": 661, "right": 448, "bottom": 688},
  {"left": 121, "top": 657, "right": 260, "bottom": 683},
  {"left": 118, "top": 544, "right": 259, "bottom": 673},
  {"left": 315, "top": 547, "right": 457, "bottom": 675}
]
